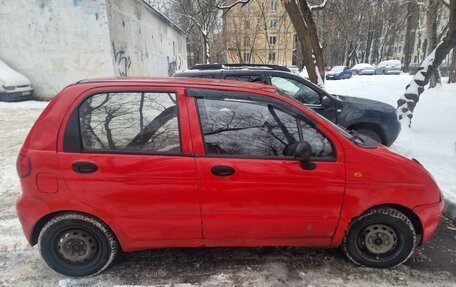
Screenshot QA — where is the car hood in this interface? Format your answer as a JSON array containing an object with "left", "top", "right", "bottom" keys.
[
  {"left": 333, "top": 94, "right": 396, "bottom": 112},
  {"left": 0, "top": 60, "right": 31, "bottom": 87}
]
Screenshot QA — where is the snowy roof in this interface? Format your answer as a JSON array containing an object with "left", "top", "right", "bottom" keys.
[{"left": 142, "top": 1, "right": 187, "bottom": 35}]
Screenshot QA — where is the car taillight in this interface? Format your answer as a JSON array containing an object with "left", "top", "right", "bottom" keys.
[{"left": 16, "top": 153, "right": 31, "bottom": 178}]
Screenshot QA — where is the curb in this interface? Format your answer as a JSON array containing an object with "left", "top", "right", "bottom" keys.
[{"left": 443, "top": 199, "right": 456, "bottom": 223}]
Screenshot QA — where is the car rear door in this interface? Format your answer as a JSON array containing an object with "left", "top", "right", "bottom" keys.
[
  {"left": 58, "top": 87, "right": 201, "bottom": 246},
  {"left": 186, "top": 88, "right": 345, "bottom": 243}
]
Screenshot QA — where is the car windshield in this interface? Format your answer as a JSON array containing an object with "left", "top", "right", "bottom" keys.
[{"left": 330, "top": 66, "right": 345, "bottom": 73}]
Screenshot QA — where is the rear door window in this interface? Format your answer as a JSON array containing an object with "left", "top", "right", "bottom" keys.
[{"left": 78, "top": 92, "right": 180, "bottom": 153}]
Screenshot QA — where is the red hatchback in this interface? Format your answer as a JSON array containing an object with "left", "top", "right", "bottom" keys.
[{"left": 16, "top": 77, "right": 443, "bottom": 277}]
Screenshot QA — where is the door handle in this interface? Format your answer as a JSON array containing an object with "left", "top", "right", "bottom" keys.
[
  {"left": 72, "top": 162, "right": 98, "bottom": 174},
  {"left": 211, "top": 165, "right": 235, "bottom": 176}
]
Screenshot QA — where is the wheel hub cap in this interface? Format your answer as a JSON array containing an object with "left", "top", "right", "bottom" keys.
[
  {"left": 57, "top": 229, "right": 98, "bottom": 263},
  {"left": 361, "top": 224, "right": 397, "bottom": 255}
]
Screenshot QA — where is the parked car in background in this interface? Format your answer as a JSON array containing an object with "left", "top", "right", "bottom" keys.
[
  {"left": 175, "top": 64, "right": 400, "bottom": 146},
  {"left": 374, "top": 60, "right": 401, "bottom": 75},
  {"left": 0, "top": 59, "right": 33, "bottom": 102},
  {"left": 351, "top": 63, "right": 375, "bottom": 75},
  {"left": 326, "top": 66, "right": 352, "bottom": 80},
  {"left": 16, "top": 77, "right": 443, "bottom": 277}
]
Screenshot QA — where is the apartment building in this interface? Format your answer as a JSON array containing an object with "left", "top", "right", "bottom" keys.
[{"left": 223, "top": 0, "right": 298, "bottom": 66}]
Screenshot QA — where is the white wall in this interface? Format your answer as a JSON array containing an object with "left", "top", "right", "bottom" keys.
[
  {"left": 106, "top": 0, "right": 187, "bottom": 77},
  {"left": 0, "top": 0, "right": 114, "bottom": 100}
]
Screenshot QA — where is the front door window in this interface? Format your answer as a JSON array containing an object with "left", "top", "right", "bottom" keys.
[{"left": 196, "top": 95, "right": 334, "bottom": 160}]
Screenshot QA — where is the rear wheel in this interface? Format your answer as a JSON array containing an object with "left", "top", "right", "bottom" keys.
[
  {"left": 39, "top": 213, "right": 118, "bottom": 277},
  {"left": 342, "top": 208, "right": 416, "bottom": 268}
]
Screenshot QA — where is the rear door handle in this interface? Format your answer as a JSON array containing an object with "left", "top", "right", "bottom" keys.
[
  {"left": 211, "top": 165, "right": 235, "bottom": 176},
  {"left": 72, "top": 162, "right": 98, "bottom": 174}
]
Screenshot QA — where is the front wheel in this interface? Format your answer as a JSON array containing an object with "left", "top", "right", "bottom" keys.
[
  {"left": 39, "top": 213, "right": 118, "bottom": 277},
  {"left": 342, "top": 208, "right": 416, "bottom": 268}
]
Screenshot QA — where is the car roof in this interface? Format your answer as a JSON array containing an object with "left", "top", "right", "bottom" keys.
[
  {"left": 76, "top": 76, "right": 277, "bottom": 92},
  {"left": 351, "top": 63, "right": 373, "bottom": 68}
]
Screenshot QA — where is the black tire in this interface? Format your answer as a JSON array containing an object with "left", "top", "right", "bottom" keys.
[
  {"left": 342, "top": 208, "right": 416, "bottom": 268},
  {"left": 39, "top": 213, "right": 118, "bottom": 277},
  {"left": 355, "top": 128, "right": 382, "bottom": 144}
]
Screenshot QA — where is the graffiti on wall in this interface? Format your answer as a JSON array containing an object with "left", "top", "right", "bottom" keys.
[
  {"left": 167, "top": 55, "right": 182, "bottom": 76},
  {"left": 112, "top": 42, "right": 131, "bottom": 76}
]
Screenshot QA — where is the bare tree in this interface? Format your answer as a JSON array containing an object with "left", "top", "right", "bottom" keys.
[
  {"left": 281, "top": 0, "right": 326, "bottom": 87},
  {"left": 170, "top": 0, "right": 250, "bottom": 64},
  {"left": 396, "top": 0, "right": 456, "bottom": 128},
  {"left": 449, "top": 48, "right": 456, "bottom": 82}
]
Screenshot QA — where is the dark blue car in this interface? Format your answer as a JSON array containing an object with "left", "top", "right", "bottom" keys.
[{"left": 326, "top": 66, "right": 352, "bottom": 80}]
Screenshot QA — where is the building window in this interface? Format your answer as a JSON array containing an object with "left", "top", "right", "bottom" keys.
[
  {"left": 271, "top": 1, "right": 278, "bottom": 11},
  {"left": 293, "top": 33, "right": 298, "bottom": 43},
  {"left": 243, "top": 52, "right": 251, "bottom": 62},
  {"left": 270, "top": 19, "right": 277, "bottom": 28},
  {"left": 269, "top": 36, "right": 277, "bottom": 45},
  {"left": 244, "top": 20, "right": 250, "bottom": 29},
  {"left": 269, "top": 52, "right": 276, "bottom": 62}
]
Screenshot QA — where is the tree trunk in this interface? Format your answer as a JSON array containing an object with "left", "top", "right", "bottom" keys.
[
  {"left": 282, "top": 0, "right": 318, "bottom": 83},
  {"left": 397, "top": 0, "right": 456, "bottom": 128},
  {"left": 403, "top": 1, "right": 418, "bottom": 72},
  {"left": 449, "top": 48, "right": 456, "bottom": 83},
  {"left": 427, "top": 0, "right": 441, "bottom": 88},
  {"left": 202, "top": 34, "right": 210, "bottom": 64},
  {"left": 364, "top": 30, "right": 374, "bottom": 63},
  {"left": 281, "top": 0, "right": 325, "bottom": 87}
]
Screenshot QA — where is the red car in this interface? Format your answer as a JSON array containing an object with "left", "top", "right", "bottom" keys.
[{"left": 16, "top": 77, "right": 443, "bottom": 277}]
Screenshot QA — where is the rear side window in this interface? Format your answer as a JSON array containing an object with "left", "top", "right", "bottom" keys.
[
  {"left": 79, "top": 92, "right": 180, "bottom": 153},
  {"left": 224, "top": 75, "right": 264, "bottom": 84}
]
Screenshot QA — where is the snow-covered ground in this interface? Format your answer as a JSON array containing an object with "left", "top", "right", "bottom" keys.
[
  {"left": 0, "top": 76, "right": 455, "bottom": 286},
  {"left": 326, "top": 74, "right": 456, "bottom": 204}
]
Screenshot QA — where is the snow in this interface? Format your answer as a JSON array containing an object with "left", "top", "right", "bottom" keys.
[
  {"left": 0, "top": 59, "right": 31, "bottom": 87},
  {"left": 351, "top": 63, "right": 374, "bottom": 70},
  {"left": 326, "top": 74, "right": 456, "bottom": 204},
  {"left": 0, "top": 78, "right": 455, "bottom": 285}
]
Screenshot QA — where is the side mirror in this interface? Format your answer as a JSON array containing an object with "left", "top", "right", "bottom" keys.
[
  {"left": 293, "top": 141, "right": 316, "bottom": 170},
  {"left": 321, "top": 95, "right": 331, "bottom": 108}
]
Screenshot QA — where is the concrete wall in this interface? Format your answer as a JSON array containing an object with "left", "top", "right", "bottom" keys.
[
  {"left": 0, "top": 0, "right": 187, "bottom": 100},
  {"left": 0, "top": 0, "right": 114, "bottom": 100},
  {"left": 105, "top": 0, "right": 187, "bottom": 77}
]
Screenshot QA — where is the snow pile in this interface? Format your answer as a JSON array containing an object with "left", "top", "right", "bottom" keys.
[{"left": 326, "top": 74, "right": 456, "bottom": 203}]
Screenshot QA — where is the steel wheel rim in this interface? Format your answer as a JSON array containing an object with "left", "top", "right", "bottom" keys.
[
  {"left": 358, "top": 223, "right": 398, "bottom": 256},
  {"left": 57, "top": 229, "right": 99, "bottom": 263}
]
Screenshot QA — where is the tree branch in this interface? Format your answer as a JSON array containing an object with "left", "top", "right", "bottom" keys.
[
  {"left": 309, "top": 0, "right": 328, "bottom": 11},
  {"left": 217, "top": 0, "right": 251, "bottom": 10},
  {"left": 440, "top": 0, "right": 450, "bottom": 7}
]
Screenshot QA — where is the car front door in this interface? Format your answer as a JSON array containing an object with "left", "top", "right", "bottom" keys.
[
  {"left": 58, "top": 87, "right": 201, "bottom": 245},
  {"left": 186, "top": 88, "right": 345, "bottom": 243},
  {"left": 267, "top": 73, "right": 337, "bottom": 122}
]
